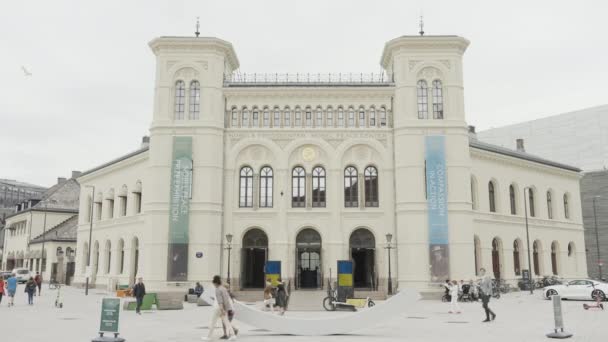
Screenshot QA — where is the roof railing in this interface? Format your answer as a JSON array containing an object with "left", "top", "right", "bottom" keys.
[{"left": 224, "top": 72, "right": 394, "bottom": 85}]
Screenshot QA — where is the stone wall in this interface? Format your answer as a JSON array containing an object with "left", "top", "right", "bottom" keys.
[{"left": 581, "top": 170, "right": 608, "bottom": 280}]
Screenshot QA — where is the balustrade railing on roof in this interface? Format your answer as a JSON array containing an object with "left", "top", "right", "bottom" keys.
[{"left": 224, "top": 72, "right": 393, "bottom": 85}]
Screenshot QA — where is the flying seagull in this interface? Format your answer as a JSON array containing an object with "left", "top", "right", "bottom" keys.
[{"left": 21, "top": 66, "right": 32, "bottom": 76}]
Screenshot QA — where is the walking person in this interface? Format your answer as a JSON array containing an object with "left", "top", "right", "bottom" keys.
[
  {"left": 448, "top": 280, "right": 462, "bottom": 314},
  {"left": 0, "top": 277, "right": 5, "bottom": 305},
  {"left": 220, "top": 284, "right": 239, "bottom": 340},
  {"left": 479, "top": 268, "right": 496, "bottom": 322},
  {"left": 132, "top": 277, "right": 146, "bottom": 315},
  {"left": 6, "top": 274, "right": 17, "bottom": 307},
  {"left": 275, "top": 278, "right": 288, "bottom": 315},
  {"left": 25, "top": 277, "right": 36, "bottom": 305},
  {"left": 202, "top": 275, "right": 236, "bottom": 341},
  {"left": 34, "top": 272, "right": 42, "bottom": 296},
  {"left": 263, "top": 278, "right": 274, "bottom": 312}
]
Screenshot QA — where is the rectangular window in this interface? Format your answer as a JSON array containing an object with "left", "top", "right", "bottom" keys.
[
  {"left": 242, "top": 111, "right": 249, "bottom": 127},
  {"left": 231, "top": 110, "right": 238, "bottom": 127},
  {"left": 107, "top": 199, "right": 114, "bottom": 219},
  {"left": 133, "top": 192, "right": 141, "bottom": 214},
  {"left": 295, "top": 111, "right": 302, "bottom": 127},
  {"left": 119, "top": 196, "right": 127, "bottom": 217},
  {"left": 348, "top": 109, "right": 355, "bottom": 127},
  {"left": 305, "top": 110, "right": 312, "bottom": 127},
  {"left": 263, "top": 110, "right": 270, "bottom": 127},
  {"left": 284, "top": 111, "right": 291, "bottom": 127},
  {"left": 252, "top": 110, "right": 259, "bottom": 127},
  {"left": 338, "top": 110, "right": 344, "bottom": 127},
  {"left": 316, "top": 110, "right": 323, "bottom": 127},
  {"left": 369, "top": 110, "right": 376, "bottom": 127},
  {"left": 327, "top": 110, "right": 333, "bottom": 127},
  {"left": 359, "top": 109, "right": 366, "bottom": 128},
  {"left": 274, "top": 110, "right": 281, "bottom": 128}
]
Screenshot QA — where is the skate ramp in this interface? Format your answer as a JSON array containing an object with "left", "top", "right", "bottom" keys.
[{"left": 207, "top": 289, "right": 420, "bottom": 336}]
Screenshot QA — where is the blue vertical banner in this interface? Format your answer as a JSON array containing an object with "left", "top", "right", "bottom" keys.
[
  {"left": 265, "top": 261, "right": 281, "bottom": 286},
  {"left": 425, "top": 135, "right": 450, "bottom": 282}
]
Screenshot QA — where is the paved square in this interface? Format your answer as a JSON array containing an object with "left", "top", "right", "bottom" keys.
[{"left": 0, "top": 286, "right": 606, "bottom": 342}]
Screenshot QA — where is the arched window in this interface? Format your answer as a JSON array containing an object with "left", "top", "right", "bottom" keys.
[
  {"left": 263, "top": 108, "right": 270, "bottom": 127},
  {"left": 284, "top": 108, "right": 291, "bottom": 127},
  {"left": 188, "top": 80, "right": 200, "bottom": 119},
  {"left": 326, "top": 108, "right": 334, "bottom": 127},
  {"left": 105, "top": 241, "right": 112, "bottom": 274},
  {"left": 568, "top": 242, "right": 575, "bottom": 257},
  {"left": 252, "top": 108, "right": 259, "bottom": 127},
  {"left": 509, "top": 185, "right": 517, "bottom": 215},
  {"left": 174, "top": 80, "right": 186, "bottom": 120},
  {"left": 344, "top": 166, "right": 359, "bottom": 207},
  {"left": 364, "top": 166, "right": 379, "bottom": 207},
  {"left": 292, "top": 167, "right": 306, "bottom": 207},
  {"left": 316, "top": 108, "right": 323, "bottom": 127},
  {"left": 119, "top": 185, "right": 128, "bottom": 217},
  {"left": 348, "top": 108, "right": 355, "bottom": 127},
  {"left": 239, "top": 166, "right": 253, "bottom": 208},
  {"left": 231, "top": 107, "right": 238, "bottom": 127},
  {"left": 369, "top": 108, "right": 376, "bottom": 127},
  {"left": 513, "top": 240, "right": 521, "bottom": 275},
  {"left": 273, "top": 108, "right": 281, "bottom": 128},
  {"left": 563, "top": 194, "right": 570, "bottom": 219},
  {"left": 305, "top": 108, "right": 312, "bottom": 127},
  {"left": 379, "top": 107, "right": 387, "bottom": 127},
  {"left": 337, "top": 107, "right": 345, "bottom": 127},
  {"left": 474, "top": 236, "right": 482, "bottom": 275},
  {"left": 432, "top": 80, "right": 444, "bottom": 119},
  {"left": 242, "top": 108, "right": 249, "bottom": 127},
  {"left": 312, "top": 166, "right": 326, "bottom": 207},
  {"left": 492, "top": 238, "right": 502, "bottom": 279},
  {"left": 551, "top": 241, "right": 559, "bottom": 275},
  {"left": 358, "top": 108, "right": 366, "bottom": 128},
  {"left": 471, "top": 176, "right": 478, "bottom": 210},
  {"left": 259, "top": 166, "right": 273, "bottom": 208},
  {"left": 488, "top": 181, "right": 496, "bottom": 213},
  {"left": 417, "top": 80, "right": 428, "bottom": 119},
  {"left": 547, "top": 191, "right": 553, "bottom": 219},
  {"left": 133, "top": 181, "right": 142, "bottom": 214},
  {"left": 295, "top": 108, "right": 302, "bottom": 127},
  {"left": 529, "top": 188, "right": 536, "bottom": 217},
  {"left": 118, "top": 239, "right": 125, "bottom": 274}
]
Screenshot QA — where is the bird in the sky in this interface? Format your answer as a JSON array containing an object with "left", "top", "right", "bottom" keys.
[{"left": 21, "top": 66, "right": 32, "bottom": 76}]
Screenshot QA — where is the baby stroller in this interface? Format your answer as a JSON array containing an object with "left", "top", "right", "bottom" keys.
[{"left": 458, "top": 284, "right": 472, "bottom": 302}]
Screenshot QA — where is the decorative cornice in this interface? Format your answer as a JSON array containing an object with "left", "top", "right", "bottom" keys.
[
  {"left": 381, "top": 35, "right": 470, "bottom": 68},
  {"left": 148, "top": 37, "right": 239, "bottom": 71}
]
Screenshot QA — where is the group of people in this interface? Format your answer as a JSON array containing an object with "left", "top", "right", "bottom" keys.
[
  {"left": 263, "top": 277, "right": 288, "bottom": 315},
  {"left": 443, "top": 268, "right": 496, "bottom": 322},
  {"left": 0, "top": 272, "right": 43, "bottom": 307}
]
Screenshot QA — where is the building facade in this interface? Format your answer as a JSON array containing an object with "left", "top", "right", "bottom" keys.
[
  {"left": 73, "top": 34, "right": 587, "bottom": 294},
  {"left": 478, "top": 105, "right": 608, "bottom": 280},
  {"left": 1, "top": 175, "right": 79, "bottom": 284}
]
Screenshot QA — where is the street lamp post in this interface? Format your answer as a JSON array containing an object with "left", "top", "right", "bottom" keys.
[
  {"left": 523, "top": 187, "right": 534, "bottom": 294},
  {"left": 225, "top": 234, "right": 233, "bottom": 286},
  {"left": 385, "top": 233, "right": 394, "bottom": 295},
  {"left": 40, "top": 199, "right": 57, "bottom": 283},
  {"left": 593, "top": 196, "right": 603, "bottom": 280},
  {"left": 85, "top": 185, "right": 95, "bottom": 296}
]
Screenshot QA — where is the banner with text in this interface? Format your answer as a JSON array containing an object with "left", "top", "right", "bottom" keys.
[
  {"left": 425, "top": 135, "right": 450, "bottom": 282},
  {"left": 167, "top": 136, "right": 193, "bottom": 281}
]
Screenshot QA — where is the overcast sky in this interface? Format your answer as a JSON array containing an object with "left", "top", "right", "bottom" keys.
[{"left": 1, "top": 0, "right": 606, "bottom": 187}]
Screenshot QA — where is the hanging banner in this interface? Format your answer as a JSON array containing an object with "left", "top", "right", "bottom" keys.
[
  {"left": 265, "top": 261, "right": 281, "bottom": 286},
  {"left": 425, "top": 135, "right": 449, "bottom": 282},
  {"left": 337, "top": 260, "right": 354, "bottom": 302},
  {"left": 167, "top": 136, "right": 193, "bottom": 281}
]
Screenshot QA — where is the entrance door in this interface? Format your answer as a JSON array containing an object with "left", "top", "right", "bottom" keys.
[
  {"left": 65, "top": 262, "right": 75, "bottom": 285},
  {"left": 492, "top": 238, "right": 501, "bottom": 280},
  {"left": 296, "top": 228, "right": 322, "bottom": 289},
  {"left": 349, "top": 228, "right": 376, "bottom": 289},
  {"left": 241, "top": 229, "right": 268, "bottom": 289}
]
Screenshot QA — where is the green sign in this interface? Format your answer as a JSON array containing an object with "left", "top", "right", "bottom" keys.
[
  {"left": 99, "top": 298, "right": 121, "bottom": 333},
  {"left": 167, "top": 136, "right": 193, "bottom": 281}
]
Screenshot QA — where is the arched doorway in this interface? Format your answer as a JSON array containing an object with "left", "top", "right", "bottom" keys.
[
  {"left": 492, "top": 238, "right": 502, "bottom": 280},
  {"left": 349, "top": 228, "right": 375, "bottom": 289},
  {"left": 241, "top": 229, "right": 268, "bottom": 289},
  {"left": 551, "top": 241, "right": 559, "bottom": 275},
  {"left": 296, "top": 228, "right": 321, "bottom": 289},
  {"left": 129, "top": 237, "right": 139, "bottom": 285},
  {"left": 533, "top": 240, "right": 542, "bottom": 276},
  {"left": 474, "top": 235, "right": 482, "bottom": 276}
]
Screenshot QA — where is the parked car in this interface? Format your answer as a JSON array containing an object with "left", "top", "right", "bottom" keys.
[
  {"left": 0, "top": 271, "right": 12, "bottom": 280},
  {"left": 544, "top": 279, "right": 608, "bottom": 301},
  {"left": 11, "top": 268, "right": 32, "bottom": 283}
]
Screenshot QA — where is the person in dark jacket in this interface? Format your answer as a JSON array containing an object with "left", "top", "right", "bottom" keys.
[
  {"left": 194, "top": 282, "right": 204, "bottom": 297},
  {"left": 275, "top": 278, "right": 288, "bottom": 315},
  {"left": 479, "top": 268, "right": 496, "bottom": 322},
  {"left": 132, "top": 277, "right": 146, "bottom": 315},
  {"left": 34, "top": 272, "right": 42, "bottom": 296},
  {"left": 25, "top": 277, "right": 37, "bottom": 305}
]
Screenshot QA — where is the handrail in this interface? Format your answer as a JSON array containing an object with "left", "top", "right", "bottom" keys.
[{"left": 224, "top": 72, "right": 394, "bottom": 85}]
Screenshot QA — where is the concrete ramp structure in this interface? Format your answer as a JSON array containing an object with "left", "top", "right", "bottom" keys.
[{"left": 229, "top": 289, "right": 420, "bottom": 336}]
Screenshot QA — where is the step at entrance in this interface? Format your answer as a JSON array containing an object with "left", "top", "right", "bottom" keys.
[{"left": 287, "top": 290, "right": 327, "bottom": 311}]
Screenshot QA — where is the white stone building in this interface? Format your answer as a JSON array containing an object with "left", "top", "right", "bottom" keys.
[{"left": 73, "top": 34, "right": 587, "bottom": 294}]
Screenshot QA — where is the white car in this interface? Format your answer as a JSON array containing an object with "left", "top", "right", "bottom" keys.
[
  {"left": 11, "top": 268, "right": 33, "bottom": 283},
  {"left": 544, "top": 279, "right": 608, "bottom": 301}
]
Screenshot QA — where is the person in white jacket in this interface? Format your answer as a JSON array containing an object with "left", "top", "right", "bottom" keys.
[{"left": 448, "top": 280, "right": 462, "bottom": 314}]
